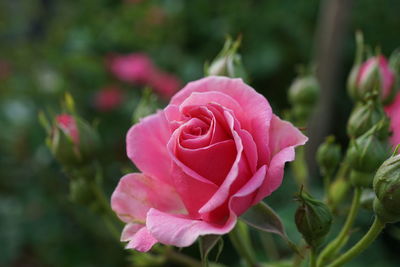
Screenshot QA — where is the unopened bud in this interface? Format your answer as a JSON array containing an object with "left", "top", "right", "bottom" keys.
[
  {"left": 206, "top": 36, "right": 248, "bottom": 81},
  {"left": 316, "top": 136, "right": 341, "bottom": 176},
  {"left": 347, "top": 122, "right": 390, "bottom": 176},
  {"left": 295, "top": 190, "right": 332, "bottom": 248},
  {"left": 373, "top": 153, "right": 400, "bottom": 223},
  {"left": 351, "top": 55, "right": 396, "bottom": 103},
  {"left": 288, "top": 75, "right": 319, "bottom": 107},
  {"left": 347, "top": 98, "right": 386, "bottom": 138},
  {"left": 47, "top": 114, "right": 100, "bottom": 166}
]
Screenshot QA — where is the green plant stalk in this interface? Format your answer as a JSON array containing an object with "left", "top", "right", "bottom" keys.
[
  {"left": 229, "top": 221, "right": 258, "bottom": 267},
  {"left": 291, "top": 146, "right": 309, "bottom": 189},
  {"left": 310, "top": 247, "right": 317, "bottom": 267},
  {"left": 317, "top": 187, "right": 362, "bottom": 266},
  {"left": 327, "top": 217, "right": 385, "bottom": 267},
  {"left": 328, "top": 162, "right": 351, "bottom": 211}
]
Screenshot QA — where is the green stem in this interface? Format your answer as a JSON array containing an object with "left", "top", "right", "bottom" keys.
[
  {"left": 229, "top": 221, "right": 258, "bottom": 267},
  {"left": 291, "top": 147, "right": 309, "bottom": 189},
  {"left": 317, "top": 187, "right": 362, "bottom": 266},
  {"left": 260, "top": 232, "right": 279, "bottom": 261},
  {"left": 327, "top": 217, "right": 385, "bottom": 267},
  {"left": 328, "top": 162, "right": 351, "bottom": 211},
  {"left": 310, "top": 248, "right": 317, "bottom": 267}
]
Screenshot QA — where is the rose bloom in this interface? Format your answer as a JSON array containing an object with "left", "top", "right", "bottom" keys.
[
  {"left": 108, "top": 53, "right": 155, "bottom": 84},
  {"left": 357, "top": 55, "right": 395, "bottom": 102},
  {"left": 56, "top": 114, "right": 79, "bottom": 144},
  {"left": 94, "top": 86, "right": 123, "bottom": 112},
  {"left": 149, "top": 71, "right": 181, "bottom": 99},
  {"left": 385, "top": 92, "right": 400, "bottom": 149},
  {"left": 111, "top": 76, "right": 307, "bottom": 252}
]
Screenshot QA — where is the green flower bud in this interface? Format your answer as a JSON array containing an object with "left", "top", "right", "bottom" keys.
[
  {"left": 350, "top": 169, "right": 375, "bottom": 188},
  {"left": 288, "top": 75, "right": 319, "bottom": 106},
  {"left": 295, "top": 190, "right": 332, "bottom": 248},
  {"left": 373, "top": 153, "right": 400, "bottom": 223},
  {"left": 206, "top": 36, "right": 248, "bottom": 81},
  {"left": 360, "top": 188, "right": 375, "bottom": 211},
  {"left": 47, "top": 114, "right": 100, "bottom": 167},
  {"left": 347, "top": 64, "right": 361, "bottom": 101},
  {"left": 347, "top": 99, "right": 386, "bottom": 139},
  {"left": 316, "top": 136, "right": 341, "bottom": 176},
  {"left": 346, "top": 122, "right": 390, "bottom": 174}
]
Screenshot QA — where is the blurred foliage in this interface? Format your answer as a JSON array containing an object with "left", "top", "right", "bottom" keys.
[{"left": 1, "top": 0, "right": 400, "bottom": 266}]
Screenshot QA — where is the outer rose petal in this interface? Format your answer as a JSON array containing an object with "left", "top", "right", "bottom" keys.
[
  {"left": 146, "top": 165, "right": 267, "bottom": 247},
  {"left": 111, "top": 173, "right": 185, "bottom": 251},
  {"left": 171, "top": 76, "right": 272, "bottom": 166},
  {"left": 253, "top": 115, "right": 308, "bottom": 204},
  {"left": 126, "top": 111, "right": 173, "bottom": 185}
]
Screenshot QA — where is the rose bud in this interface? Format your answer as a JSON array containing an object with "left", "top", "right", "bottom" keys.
[
  {"left": 288, "top": 74, "right": 319, "bottom": 107},
  {"left": 384, "top": 92, "right": 400, "bottom": 150},
  {"left": 347, "top": 121, "right": 390, "bottom": 187},
  {"left": 48, "top": 114, "right": 100, "bottom": 166},
  {"left": 373, "top": 153, "right": 400, "bottom": 223},
  {"left": 206, "top": 37, "right": 248, "bottom": 81},
  {"left": 351, "top": 55, "right": 396, "bottom": 103},
  {"left": 316, "top": 136, "right": 341, "bottom": 176},
  {"left": 111, "top": 76, "right": 307, "bottom": 252},
  {"left": 347, "top": 98, "right": 386, "bottom": 139},
  {"left": 295, "top": 190, "right": 332, "bottom": 248}
]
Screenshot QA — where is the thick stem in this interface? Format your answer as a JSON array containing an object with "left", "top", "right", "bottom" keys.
[
  {"left": 291, "top": 147, "right": 309, "bottom": 189},
  {"left": 327, "top": 217, "right": 385, "bottom": 267},
  {"left": 317, "top": 187, "right": 362, "bottom": 266}
]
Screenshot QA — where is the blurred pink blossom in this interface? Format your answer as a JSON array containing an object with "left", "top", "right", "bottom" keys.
[
  {"left": 94, "top": 86, "right": 123, "bottom": 112},
  {"left": 108, "top": 53, "right": 155, "bottom": 84},
  {"left": 149, "top": 71, "right": 181, "bottom": 99},
  {"left": 385, "top": 92, "right": 400, "bottom": 149}
]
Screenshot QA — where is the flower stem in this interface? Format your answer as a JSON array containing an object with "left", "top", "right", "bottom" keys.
[
  {"left": 229, "top": 221, "right": 258, "bottom": 267},
  {"left": 327, "top": 217, "right": 385, "bottom": 267},
  {"left": 291, "top": 146, "right": 309, "bottom": 189},
  {"left": 309, "top": 247, "right": 317, "bottom": 267},
  {"left": 317, "top": 187, "right": 362, "bottom": 266}
]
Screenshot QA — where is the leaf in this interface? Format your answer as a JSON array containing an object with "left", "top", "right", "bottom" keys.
[
  {"left": 240, "top": 201, "right": 300, "bottom": 255},
  {"left": 199, "top": 235, "right": 221, "bottom": 267}
]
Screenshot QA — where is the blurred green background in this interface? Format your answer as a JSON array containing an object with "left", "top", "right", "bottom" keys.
[{"left": 1, "top": 0, "right": 400, "bottom": 266}]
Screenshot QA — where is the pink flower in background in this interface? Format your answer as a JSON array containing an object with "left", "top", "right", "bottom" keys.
[
  {"left": 149, "top": 71, "right": 181, "bottom": 99},
  {"left": 111, "top": 76, "right": 307, "bottom": 252},
  {"left": 357, "top": 55, "right": 395, "bottom": 102},
  {"left": 56, "top": 114, "right": 79, "bottom": 144},
  {"left": 385, "top": 92, "right": 400, "bottom": 149},
  {"left": 108, "top": 53, "right": 155, "bottom": 84},
  {"left": 94, "top": 86, "right": 123, "bottom": 112}
]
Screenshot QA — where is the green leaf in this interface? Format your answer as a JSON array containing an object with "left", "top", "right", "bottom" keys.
[
  {"left": 199, "top": 235, "right": 221, "bottom": 267},
  {"left": 240, "top": 201, "right": 300, "bottom": 254}
]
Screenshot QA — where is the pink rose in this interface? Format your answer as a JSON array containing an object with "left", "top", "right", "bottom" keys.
[
  {"left": 385, "top": 92, "right": 400, "bottom": 149},
  {"left": 111, "top": 76, "right": 307, "bottom": 252},
  {"left": 357, "top": 55, "right": 395, "bottom": 102},
  {"left": 149, "top": 71, "right": 181, "bottom": 99},
  {"left": 94, "top": 86, "right": 123, "bottom": 112},
  {"left": 108, "top": 53, "right": 155, "bottom": 84},
  {"left": 56, "top": 114, "right": 79, "bottom": 144}
]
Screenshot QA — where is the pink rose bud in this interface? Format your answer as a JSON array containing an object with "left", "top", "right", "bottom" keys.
[
  {"left": 111, "top": 76, "right": 307, "bottom": 252},
  {"left": 385, "top": 92, "right": 400, "bottom": 150},
  {"left": 94, "top": 86, "right": 123, "bottom": 112},
  {"left": 149, "top": 71, "right": 181, "bottom": 99},
  {"left": 108, "top": 53, "right": 155, "bottom": 84},
  {"left": 49, "top": 114, "right": 99, "bottom": 166},
  {"left": 353, "top": 55, "right": 396, "bottom": 103},
  {"left": 56, "top": 114, "right": 80, "bottom": 144}
]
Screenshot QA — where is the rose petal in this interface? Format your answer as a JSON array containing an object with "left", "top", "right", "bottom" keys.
[
  {"left": 253, "top": 115, "right": 308, "bottom": 203},
  {"left": 126, "top": 111, "right": 173, "bottom": 185},
  {"left": 125, "top": 226, "right": 158, "bottom": 252},
  {"left": 171, "top": 76, "right": 272, "bottom": 166},
  {"left": 111, "top": 173, "right": 186, "bottom": 224},
  {"left": 385, "top": 92, "right": 400, "bottom": 148}
]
